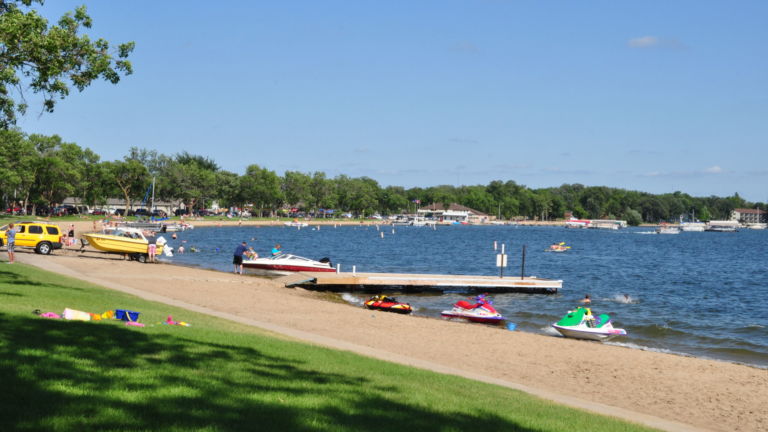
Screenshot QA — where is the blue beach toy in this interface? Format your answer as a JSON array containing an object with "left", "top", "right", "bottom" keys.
[{"left": 506, "top": 322, "right": 516, "bottom": 331}]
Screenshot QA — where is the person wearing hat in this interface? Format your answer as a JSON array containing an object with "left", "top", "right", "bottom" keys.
[{"left": 233, "top": 241, "right": 248, "bottom": 274}]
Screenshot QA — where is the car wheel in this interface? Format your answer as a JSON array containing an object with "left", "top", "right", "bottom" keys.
[
  {"left": 36, "top": 242, "right": 52, "bottom": 255},
  {"left": 0, "top": 238, "right": 3, "bottom": 247},
  {"left": 136, "top": 254, "right": 147, "bottom": 263}
]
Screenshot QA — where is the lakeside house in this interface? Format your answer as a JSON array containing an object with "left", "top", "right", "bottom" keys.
[
  {"left": 62, "top": 197, "right": 181, "bottom": 215},
  {"left": 731, "top": 208, "right": 767, "bottom": 224},
  {"left": 417, "top": 203, "right": 490, "bottom": 224}
]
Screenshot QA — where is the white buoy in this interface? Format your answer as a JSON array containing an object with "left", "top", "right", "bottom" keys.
[
  {"left": 392, "top": 228, "right": 395, "bottom": 234},
  {"left": 380, "top": 232, "right": 384, "bottom": 238},
  {"left": 494, "top": 241, "right": 498, "bottom": 250}
]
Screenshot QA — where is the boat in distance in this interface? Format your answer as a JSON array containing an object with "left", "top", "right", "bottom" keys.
[
  {"left": 656, "top": 225, "right": 681, "bottom": 234},
  {"left": 242, "top": 253, "right": 334, "bottom": 273},
  {"left": 82, "top": 227, "right": 164, "bottom": 255}
]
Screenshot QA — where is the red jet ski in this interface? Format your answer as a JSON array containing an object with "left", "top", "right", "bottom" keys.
[
  {"left": 364, "top": 295, "right": 413, "bottom": 314},
  {"left": 441, "top": 294, "right": 506, "bottom": 324}
]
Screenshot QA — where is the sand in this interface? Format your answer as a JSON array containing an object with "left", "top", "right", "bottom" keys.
[{"left": 8, "top": 220, "right": 768, "bottom": 432}]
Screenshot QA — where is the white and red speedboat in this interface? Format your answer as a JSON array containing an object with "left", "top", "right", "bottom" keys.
[
  {"left": 441, "top": 295, "right": 506, "bottom": 324},
  {"left": 242, "top": 253, "right": 334, "bottom": 274}
]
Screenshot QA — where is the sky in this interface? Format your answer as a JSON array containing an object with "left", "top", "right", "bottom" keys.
[{"left": 17, "top": 0, "right": 768, "bottom": 202}]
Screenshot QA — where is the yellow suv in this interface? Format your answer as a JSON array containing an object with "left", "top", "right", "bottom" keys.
[{"left": 0, "top": 221, "right": 63, "bottom": 255}]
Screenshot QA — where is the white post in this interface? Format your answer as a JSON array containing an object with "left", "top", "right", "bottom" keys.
[
  {"left": 494, "top": 240, "right": 497, "bottom": 250},
  {"left": 336, "top": 263, "right": 340, "bottom": 273},
  {"left": 352, "top": 265, "right": 356, "bottom": 275},
  {"left": 380, "top": 232, "right": 384, "bottom": 238}
]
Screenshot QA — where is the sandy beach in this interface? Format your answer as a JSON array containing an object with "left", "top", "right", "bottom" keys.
[{"left": 7, "top": 224, "right": 766, "bottom": 432}]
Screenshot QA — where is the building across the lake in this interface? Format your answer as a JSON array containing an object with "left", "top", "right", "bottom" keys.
[
  {"left": 731, "top": 208, "right": 767, "bottom": 224},
  {"left": 62, "top": 197, "right": 180, "bottom": 215},
  {"left": 417, "top": 203, "right": 490, "bottom": 224}
]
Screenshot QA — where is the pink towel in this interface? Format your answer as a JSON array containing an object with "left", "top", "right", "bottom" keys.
[{"left": 125, "top": 321, "right": 145, "bottom": 327}]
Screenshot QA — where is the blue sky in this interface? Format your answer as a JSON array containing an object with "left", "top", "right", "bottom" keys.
[{"left": 18, "top": 1, "right": 768, "bottom": 202}]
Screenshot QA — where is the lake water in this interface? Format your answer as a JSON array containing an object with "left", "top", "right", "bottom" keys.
[{"left": 161, "top": 224, "right": 767, "bottom": 368}]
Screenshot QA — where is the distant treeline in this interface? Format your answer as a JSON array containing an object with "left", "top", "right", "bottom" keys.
[{"left": 0, "top": 131, "right": 762, "bottom": 224}]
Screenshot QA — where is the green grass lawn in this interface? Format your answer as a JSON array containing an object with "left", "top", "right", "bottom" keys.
[{"left": 0, "top": 262, "right": 656, "bottom": 431}]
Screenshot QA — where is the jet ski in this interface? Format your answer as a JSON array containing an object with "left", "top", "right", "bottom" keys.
[
  {"left": 441, "top": 294, "right": 505, "bottom": 324},
  {"left": 552, "top": 307, "right": 627, "bottom": 341},
  {"left": 364, "top": 295, "right": 413, "bottom": 314}
]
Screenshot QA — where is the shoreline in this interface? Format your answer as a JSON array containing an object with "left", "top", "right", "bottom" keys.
[
  {"left": 10, "top": 248, "right": 768, "bottom": 432},
  {"left": 58, "top": 219, "right": 767, "bottom": 370}
]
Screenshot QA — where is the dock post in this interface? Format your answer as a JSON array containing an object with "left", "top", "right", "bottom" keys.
[
  {"left": 497, "top": 244, "right": 507, "bottom": 278},
  {"left": 520, "top": 245, "right": 526, "bottom": 279},
  {"left": 352, "top": 265, "right": 356, "bottom": 275},
  {"left": 336, "top": 263, "right": 340, "bottom": 273}
]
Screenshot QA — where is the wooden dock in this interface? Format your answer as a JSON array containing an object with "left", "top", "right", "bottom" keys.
[{"left": 278, "top": 271, "right": 562, "bottom": 294}]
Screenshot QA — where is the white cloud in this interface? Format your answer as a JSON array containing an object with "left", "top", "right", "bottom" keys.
[
  {"left": 628, "top": 36, "right": 686, "bottom": 49},
  {"left": 704, "top": 165, "right": 723, "bottom": 174},
  {"left": 628, "top": 36, "right": 660, "bottom": 48}
]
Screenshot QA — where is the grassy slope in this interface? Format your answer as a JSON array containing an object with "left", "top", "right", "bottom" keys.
[{"left": 0, "top": 262, "right": 655, "bottom": 431}]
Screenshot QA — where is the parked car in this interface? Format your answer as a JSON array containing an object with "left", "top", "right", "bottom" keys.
[
  {"left": 133, "top": 208, "right": 151, "bottom": 217},
  {"left": 90, "top": 209, "right": 107, "bottom": 216},
  {"left": 174, "top": 209, "right": 190, "bottom": 216},
  {"left": 113, "top": 209, "right": 125, "bottom": 216},
  {"left": 0, "top": 221, "right": 63, "bottom": 255},
  {"left": 52, "top": 205, "right": 79, "bottom": 216},
  {"left": 151, "top": 209, "right": 167, "bottom": 218}
]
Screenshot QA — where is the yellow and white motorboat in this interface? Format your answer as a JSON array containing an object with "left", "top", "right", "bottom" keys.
[{"left": 82, "top": 227, "right": 164, "bottom": 259}]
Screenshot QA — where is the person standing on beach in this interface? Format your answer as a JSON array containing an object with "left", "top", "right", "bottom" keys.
[
  {"left": 233, "top": 241, "right": 248, "bottom": 274},
  {"left": 147, "top": 236, "right": 157, "bottom": 263},
  {"left": 5, "top": 223, "right": 16, "bottom": 264},
  {"left": 67, "top": 224, "right": 75, "bottom": 246}
]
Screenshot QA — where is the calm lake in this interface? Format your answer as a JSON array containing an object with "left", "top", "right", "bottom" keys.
[{"left": 161, "top": 223, "right": 767, "bottom": 368}]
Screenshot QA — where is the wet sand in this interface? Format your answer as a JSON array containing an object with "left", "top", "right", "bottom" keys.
[{"left": 10, "top": 242, "right": 767, "bottom": 432}]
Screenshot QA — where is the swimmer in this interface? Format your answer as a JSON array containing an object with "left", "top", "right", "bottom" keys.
[
  {"left": 579, "top": 294, "right": 591, "bottom": 305},
  {"left": 172, "top": 233, "right": 177, "bottom": 239},
  {"left": 177, "top": 245, "right": 185, "bottom": 254}
]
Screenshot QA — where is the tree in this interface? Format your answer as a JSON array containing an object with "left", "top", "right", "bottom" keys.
[
  {"left": 240, "top": 164, "right": 282, "bottom": 217},
  {"left": 0, "top": 1, "right": 135, "bottom": 128},
  {"left": 0, "top": 129, "right": 36, "bottom": 210},
  {"left": 105, "top": 159, "right": 148, "bottom": 212},
  {"left": 215, "top": 170, "right": 241, "bottom": 209},
  {"left": 282, "top": 171, "right": 312, "bottom": 208},
  {"left": 25, "top": 134, "right": 86, "bottom": 211}
]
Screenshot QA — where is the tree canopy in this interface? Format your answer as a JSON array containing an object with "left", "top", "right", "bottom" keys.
[
  {"left": 0, "top": 132, "right": 764, "bottom": 224},
  {"left": 0, "top": 0, "right": 134, "bottom": 128}
]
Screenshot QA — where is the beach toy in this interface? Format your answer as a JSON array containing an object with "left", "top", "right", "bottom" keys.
[
  {"left": 39, "top": 312, "right": 61, "bottom": 319},
  {"left": 125, "top": 322, "right": 145, "bottom": 327},
  {"left": 506, "top": 322, "right": 517, "bottom": 331},
  {"left": 63, "top": 308, "right": 92, "bottom": 321},
  {"left": 165, "top": 315, "right": 191, "bottom": 326},
  {"left": 115, "top": 309, "right": 140, "bottom": 322}
]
